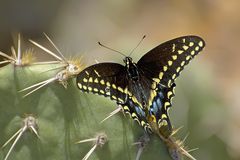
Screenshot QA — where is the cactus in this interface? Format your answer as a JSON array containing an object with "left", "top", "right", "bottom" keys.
[
  {"left": 0, "top": 35, "right": 173, "bottom": 160},
  {"left": 0, "top": 34, "right": 232, "bottom": 160}
]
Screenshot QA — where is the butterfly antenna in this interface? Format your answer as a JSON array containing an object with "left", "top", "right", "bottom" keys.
[
  {"left": 128, "top": 35, "right": 146, "bottom": 57},
  {"left": 43, "top": 33, "right": 68, "bottom": 63},
  {"left": 98, "top": 42, "right": 127, "bottom": 57},
  {"left": 129, "top": 35, "right": 146, "bottom": 57}
]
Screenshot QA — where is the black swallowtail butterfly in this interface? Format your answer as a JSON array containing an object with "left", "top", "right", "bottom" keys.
[{"left": 76, "top": 36, "right": 205, "bottom": 137}]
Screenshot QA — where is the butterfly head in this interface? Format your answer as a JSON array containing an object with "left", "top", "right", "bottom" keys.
[{"left": 123, "top": 56, "right": 133, "bottom": 66}]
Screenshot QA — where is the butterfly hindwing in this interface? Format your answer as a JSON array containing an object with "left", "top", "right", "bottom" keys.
[
  {"left": 76, "top": 63, "right": 128, "bottom": 104},
  {"left": 137, "top": 36, "right": 205, "bottom": 87},
  {"left": 148, "top": 83, "right": 176, "bottom": 137},
  {"left": 120, "top": 97, "right": 152, "bottom": 132}
]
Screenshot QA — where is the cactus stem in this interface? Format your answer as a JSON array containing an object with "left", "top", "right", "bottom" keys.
[
  {"left": 100, "top": 105, "right": 122, "bottom": 123},
  {"left": 20, "top": 57, "right": 83, "bottom": 97},
  {"left": 19, "top": 34, "right": 84, "bottom": 97},
  {"left": 1, "top": 115, "right": 39, "bottom": 160}
]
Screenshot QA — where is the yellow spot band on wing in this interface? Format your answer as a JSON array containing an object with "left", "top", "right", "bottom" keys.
[
  {"left": 191, "top": 50, "right": 195, "bottom": 56},
  {"left": 181, "top": 61, "right": 185, "bottom": 66},
  {"left": 83, "top": 78, "right": 88, "bottom": 83},
  {"left": 83, "top": 85, "right": 87, "bottom": 90},
  {"left": 94, "top": 78, "right": 99, "bottom": 83},
  {"left": 167, "top": 91, "right": 173, "bottom": 99},
  {"left": 178, "top": 50, "right": 184, "bottom": 54},
  {"left": 100, "top": 79, "right": 105, "bottom": 85},
  {"left": 118, "top": 87, "right": 123, "bottom": 92},
  {"left": 112, "top": 84, "right": 117, "bottom": 89},
  {"left": 189, "top": 42, "right": 194, "bottom": 47},
  {"left": 186, "top": 56, "right": 191, "bottom": 61},
  {"left": 164, "top": 102, "right": 171, "bottom": 110},
  {"left": 78, "top": 83, "right": 82, "bottom": 89},
  {"left": 88, "top": 77, "right": 93, "bottom": 83},
  {"left": 100, "top": 90, "right": 105, "bottom": 94},
  {"left": 176, "top": 67, "right": 181, "bottom": 73},
  {"left": 199, "top": 41, "right": 203, "bottom": 47},
  {"left": 163, "top": 66, "right": 168, "bottom": 71},
  {"left": 168, "top": 61, "right": 173, "bottom": 66},
  {"left": 106, "top": 82, "right": 111, "bottom": 87},
  {"left": 183, "top": 45, "right": 189, "bottom": 50},
  {"left": 159, "top": 72, "right": 164, "bottom": 79},
  {"left": 172, "top": 55, "right": 177, "bottom": 60},
  {"left": 123, "top": 106, "right": 130, "bottom": 111}
]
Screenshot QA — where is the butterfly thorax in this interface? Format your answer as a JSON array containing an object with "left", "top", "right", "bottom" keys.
[
  {"left": 124, "top": 57, "right": 139, "bottom": 81},
  {"left": 124, "top": 56, "right": 151, "bottom": 111}
]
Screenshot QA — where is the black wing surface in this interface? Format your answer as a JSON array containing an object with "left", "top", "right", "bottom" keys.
[
  {"left": 76, "top": 63, "right": 128, "bottom": 103},
  {"left": 137, "top": 36, "right": 205, "bottom": 87}
]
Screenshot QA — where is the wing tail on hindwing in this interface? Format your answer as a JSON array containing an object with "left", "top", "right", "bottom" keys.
[
  {"left": 137, "top": 36, "right": 205, "bottom": 87},
  {"left": 76, "top": 63, "right": 128, "bottom": 104},
  {"left": 148, "top": 83, "right": 176, "bottom": 138}
]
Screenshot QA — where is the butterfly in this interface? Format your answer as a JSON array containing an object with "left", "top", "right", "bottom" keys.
[{"left": 76, "top": 35, "right": 205, "bottom": 137}]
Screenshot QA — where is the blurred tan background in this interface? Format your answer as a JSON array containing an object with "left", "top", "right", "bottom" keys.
[{"left": 0, "top": 0, "right": 239, "bottom": 159}]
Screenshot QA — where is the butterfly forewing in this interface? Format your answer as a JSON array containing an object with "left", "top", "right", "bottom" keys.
[
  {"left": 137, "top": 36, "right": 205, "bottom": 87},
  {"left": 76, "top": 63, "right": 128, "bottom": 103}
]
